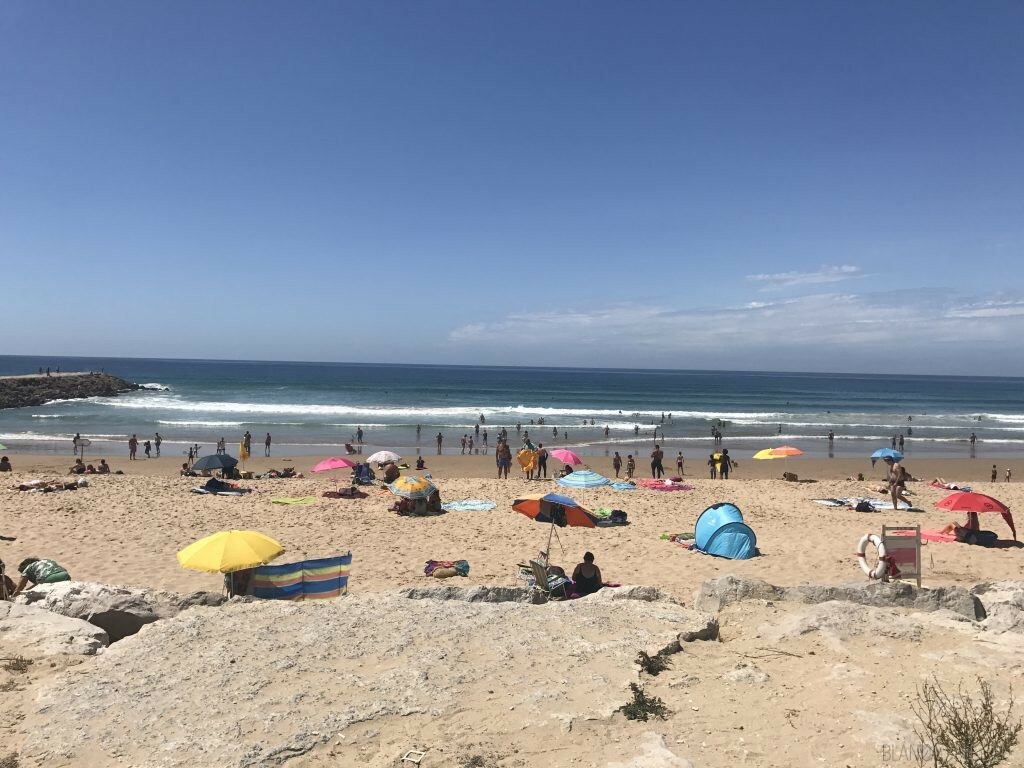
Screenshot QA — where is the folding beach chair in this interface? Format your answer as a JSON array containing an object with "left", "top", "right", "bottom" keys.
[
  {"left": 352, "top": 463, "right": 376, "bottom": 486},
  {"left": 529, "top": 560, "right": 572, "bottom": 601}
]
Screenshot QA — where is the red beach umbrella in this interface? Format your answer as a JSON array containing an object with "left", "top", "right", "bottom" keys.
[{"left": 935, "top": 492, "right": 1016, "bottom": 539}]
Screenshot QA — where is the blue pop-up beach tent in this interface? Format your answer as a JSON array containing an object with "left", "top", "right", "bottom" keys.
[{"left": 694, "top": 502, "right": 758, "bottom": 559}]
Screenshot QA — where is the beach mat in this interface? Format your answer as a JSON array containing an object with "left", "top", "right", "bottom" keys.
[
  {"left": 440, "top": 500, "right": 496, "bottom": 512},
  {"left": 812, "top": 497, "right": 922, "bottom": 511},
  {"left": 271, "top": 496, "right": 318, "bottom": 505},
  {"left": 635, "top": 478, "right": 693, "bottom": 491}
]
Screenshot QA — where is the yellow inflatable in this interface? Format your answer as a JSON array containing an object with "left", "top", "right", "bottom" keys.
[{"left": 518, "top": 449, "right": 537, "bottom": 474}]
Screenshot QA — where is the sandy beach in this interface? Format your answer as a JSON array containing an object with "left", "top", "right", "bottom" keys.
[{"left": 3, "top": 451, "right": 1022, "bottom": 595}]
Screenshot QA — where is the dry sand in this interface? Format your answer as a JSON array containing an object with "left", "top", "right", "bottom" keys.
[{"left": 2, "top": 452, "right": 1022, "bottom": 595}]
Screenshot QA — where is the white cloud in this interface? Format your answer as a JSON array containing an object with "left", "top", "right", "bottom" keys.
[
  {"left": 746, "top": 264, "right": 862, "bottom": 290},
  {"left": 445, "top": 290, "right": 1024, "bottom": 373}
]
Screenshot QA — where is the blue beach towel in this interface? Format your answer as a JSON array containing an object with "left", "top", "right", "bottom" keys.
[{"left": 611, "top": 482, "right": 637, "bottom": 491}]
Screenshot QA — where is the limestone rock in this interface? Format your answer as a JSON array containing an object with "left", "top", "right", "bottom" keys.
[
  {"left": 692, "top": 575, "right": 785, "bottom": 613},
  {"left": 21, "top": 589, "right": 715, "bottom": 767},
  {"left": 18, "top": 581, "right": 225, "bottom": 642},
  {"left": 606, "top": 732, "right": 694, "bottom": 768},
  {"left": 723, "top": 662, "right": 770, "bottom": 684},
  {"left": 972, "top": 581, "right": 1024, "bottom": 634},
  {"left": 695, "top": 575, "right": 980, "bottom": 619},
  {"left": 0, "top": 602, "right": 108, "bottom": 656}
]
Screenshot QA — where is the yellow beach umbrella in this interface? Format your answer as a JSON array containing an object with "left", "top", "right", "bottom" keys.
[
  {"left": 753, "top": 445, "right": 805, "bottom": 459},
  {"left": 753, "top": 448, "right": 779, "bottom": 460},
  {"left": 239, "top": 440, "right": 250, "bottom": 462},
  {"left": 177, "top": 530, "right": 284, "bottom": 574},
  {"left": 387, "top": 475, "right": 437, "bottom": 499}
]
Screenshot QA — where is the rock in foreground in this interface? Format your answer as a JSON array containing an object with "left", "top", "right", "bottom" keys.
[{"left": 20, "top": 588, "right": 713, "bottom": 767}]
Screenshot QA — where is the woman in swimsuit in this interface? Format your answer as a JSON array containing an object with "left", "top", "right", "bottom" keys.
[{"left": 572, "top": 552, "right": 603, "bottom": 596}]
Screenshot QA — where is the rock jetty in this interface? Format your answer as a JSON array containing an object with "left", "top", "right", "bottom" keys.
[{"left": 0, "top": 371, "right": 142, "bottom": 409}]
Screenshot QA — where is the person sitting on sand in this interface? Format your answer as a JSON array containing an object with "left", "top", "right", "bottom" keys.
[
  {"left": 415, "top": 456, "right": 426, "bottom": 470},
  {"left": 0, "top": 457, "right": 11, "bottom": 472},
  {"left": 10, "top": 557, "right": 71, "bottom": 597},
  {"left": 97, "top": 459, "right": 110, "bottom": 474},
  {"left": 180, "top": 462, "right": 198, "bottom": 477},
  {"left": 382, "top": 462, "right": 400, "bottom": 484},
  {"left": 0, "top": 559, "right": 17, "bottom": 601},
  {"left": 69, "top": 458, "right": 86, "bottom": 475},
  {"left": 84, "top": 463, "right": 97, "bottom": 474},
  {"left": 572, "top": 551, "right": 603, "bottom": 596},
  {"left": 939, "top": 511, "right": 981, "bottom": 542}
]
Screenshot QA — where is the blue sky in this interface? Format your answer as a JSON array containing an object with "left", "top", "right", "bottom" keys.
[{"left": 2, "top": 2, "right": 1022, "bottom": 374}]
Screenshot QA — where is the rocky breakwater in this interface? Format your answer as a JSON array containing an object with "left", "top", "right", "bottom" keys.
[{"left": 0, "top": 371, "right": 144, "bottom": 409}]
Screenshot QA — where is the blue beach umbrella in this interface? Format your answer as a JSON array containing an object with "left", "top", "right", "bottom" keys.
[
  {"left": 556, "top": 469, "right": 611, "bottom": 490},
  {"left": 871, "top": 448, "right": 904, "bottom": 462}
]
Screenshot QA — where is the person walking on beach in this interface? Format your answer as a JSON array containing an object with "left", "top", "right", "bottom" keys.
[
  {"left": 885, "top": 457, "right": 910, "bottom": 509},
  {"left": 482, "top": 430, "right": 488, "bottom": 451},
  {"left": 72, "top": 433, "right": 81, "bottom": 456},
  {"left": 468, "top": 435, "right": 475, "bottom": 453},
  {"left": 154, "top": 432, "right": 162, "bottom": 457},
  {"left": 187, "top": 445, "right": 195, "bottom": 464},
  {"left": 1006, "top": 468, "right": 1012, "bottom": 482},
  {"left": 612, "top": 451, "right": 622, "bottom": 478},
  {"left": 436, "top": 432, "right": 444, "bottom": 454},
  {"left": 650, "top": 445, "right": 664, "bottom": 478},
  {"left": 217, "top": 437, "right": 226, "bottom": 455},
  {"left": 243, "top": 431, "right": 252, "bottom": 455},
  {"left": 676, "top": 451, "right": 684, "bottom": 476},
  {"left": 827, "top": 430, "right": 834, "bottom": 446},
  {"left": 970, "top": 432, "right": 977, "bottom": 447},
  {"left": 128, "top": 434, "right": 138, "bottom": 460},
  {"left": 719, "top": 448, "right": 732, "bottom": 479},
  {"left": 143, "top": 440, "right": 152, "bottom": 459},
  {"left": 536, "top": 443, "right": 548, "bottom": 478},
  {"left": 898, "top": 434, "right": 905, "bottom": 452},
  {"left": 460, "top": 435, "right": 467, "bottom": 455},
  {"left": 264, "top": 433, "right": 272, "bottom": 457}
]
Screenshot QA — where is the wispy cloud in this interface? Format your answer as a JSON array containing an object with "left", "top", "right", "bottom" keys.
[
  {"left": 746, "top": 264, "right": 862, "bottom": 290},
  {"left": 446, "top": 290, "right": 1024, "bottom": 373}
]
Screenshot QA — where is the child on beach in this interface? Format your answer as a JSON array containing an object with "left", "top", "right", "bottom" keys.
[{"left": 625, "top": 455, "right": 635, "bottom": 479}]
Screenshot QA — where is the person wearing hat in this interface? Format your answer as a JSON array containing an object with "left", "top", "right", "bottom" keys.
[{"left": 10, "top": 557, "right": 71, "bottom": 598}]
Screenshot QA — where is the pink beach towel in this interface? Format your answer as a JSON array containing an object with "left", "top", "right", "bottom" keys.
[{"left": 636, "top": 478, "right": 694, "bottom": 491}]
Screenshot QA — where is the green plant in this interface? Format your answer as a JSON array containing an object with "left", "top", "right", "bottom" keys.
[
  {"left": 636, "top": 650, "right": 671, "bottom": 676},
  {"left": 617, "top": 683, "right": 670, "bottom": 722},
  {"left": 911, "top": 676, "right": 1021, "bottom": 768}
]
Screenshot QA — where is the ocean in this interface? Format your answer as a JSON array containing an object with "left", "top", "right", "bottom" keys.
[{"left": 1, "top": 355, "right": 1022, "bottom": 460}]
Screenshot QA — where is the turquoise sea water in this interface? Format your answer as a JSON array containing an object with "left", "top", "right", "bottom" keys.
[{"left": 1, "top": 355, "right": 1022, "bottom": 460}]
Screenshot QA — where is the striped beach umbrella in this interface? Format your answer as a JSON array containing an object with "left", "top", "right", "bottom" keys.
[{"left": 556, "top": 469, "right": 611, "bottom": 489}]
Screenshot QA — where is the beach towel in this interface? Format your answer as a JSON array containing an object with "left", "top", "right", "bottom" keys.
[
  {"left": 611, "top": 482, "right": 637, "bottom": 491},
  {"left": 812, "top": 497, "right": 921, "bottom": 511},
  {"left": 891, "top": 529, "right": 957, "bottom": 543},
  {"left": 440, "top": 500, "right": 496, "bottom": 512},
  {"left": 192, "top": 487, "right": 249, "bottom": 496},
  {"left": 270, "top": 496, "right": 317, "bottom": 505},
  {"left": 635, "top": 478, "right": 693, "bottom": 491},
  {"left": 251, "top": 553, "right": 352, "bottom": 601}
]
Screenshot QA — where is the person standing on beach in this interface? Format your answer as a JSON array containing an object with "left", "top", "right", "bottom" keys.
[
  {"left": 885, "top": 457, "right": 910, "bottom": 509},
  {"left": 73, "top": 433, "right": 81, "bottom": 456},
  {"left": 676, "top": 452, "right": 684, "bottom": 476},
  {"left": 612, "top": 452, "right": 622, "bottom": 477},
  {"left": 970, "top": 432, "right": 977, "bottom": 447},
  {"left": 356, "top": 427, "right": 364, "bottom": 444},
  {"left": 891, "top": 434, "right": 897, "bottom": 449},
  {"left": 460, "top": 435, "right": 467, "bottom": 455},
  {"left": 217, "top": 437, "right": 226, "bottom": 455},
  {"left": 496, "top": 441, "right": 511, "bottom": 479},
  {"left": 416, "top": 424, "right": 421, "bottom": 440},
  {"left": 143, "top": 439, "right": 151, "bottom": 459},
  {"left": 265, "top": 433, "right": 272, "bottom": 457},
  {"left": 992, "top": 465, "right": 998, "bottom": 482},
  {"left": 154, "top": 432, "right": 162, "bottom": 457},
  {"left": 436, "top": 432, "right": 444, "bottom": 454},
  {"left": 650, "top": 445, "right": 664, "bottom": 478},
  {"left": 128, "top": 434, "right": 138, "bottom": 460},
  {"left": 243, "top": 431, "right": 252, "bottom": 456},
  {"left": 708, "top": 453, "right": 717, "bottom": 479},
  {"left": 625, "top": 455, "right": 635, "bottom": 479},
  {"left": 719, "top": 449, "right": 732, "bottom": 479},
  {"left": 536, "top": 443, "right": 548, "bottom": 478},
  {"left": 827, "top": 430, "right": 834, "bottom": 446},
  {"left": 482, "top": 430, "right": 488, "bottom": 451},
  {"left": 898, "top": 434, "right": 904, "bottom": 452}
]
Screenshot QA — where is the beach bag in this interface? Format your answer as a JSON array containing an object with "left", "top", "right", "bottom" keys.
[
  {"left": 609, "top": 510, "right": 628, "bottom": 524},
  {"left": 854, "top": 501, "right": 875, "bottom": 513}
]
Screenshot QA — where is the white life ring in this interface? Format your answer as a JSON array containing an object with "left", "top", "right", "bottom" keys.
[{"left": 856, "top": 533, "right": 887, "bottom": 580}]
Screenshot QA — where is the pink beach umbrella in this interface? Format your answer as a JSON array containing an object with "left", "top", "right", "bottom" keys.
[
  {"left": 312, "top": 456, "right": 358, "bottom": 473},
  {"left": 548, "top": 448, "right": 583, "bottom": 465}
]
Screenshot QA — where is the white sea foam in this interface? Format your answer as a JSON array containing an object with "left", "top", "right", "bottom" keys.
[
  {"left": 140, "top": 383, "right": 171, "bottom": 391},
  {"left": 31, "top": 414, "right": 63, "bottom": 419}
]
